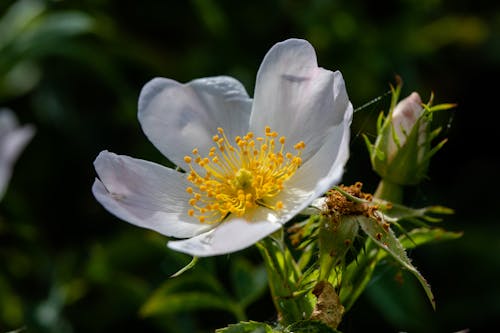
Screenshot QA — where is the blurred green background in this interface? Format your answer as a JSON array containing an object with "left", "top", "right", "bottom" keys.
[{"left": 0, "top": 0, "right": 499, "bottom": 332}]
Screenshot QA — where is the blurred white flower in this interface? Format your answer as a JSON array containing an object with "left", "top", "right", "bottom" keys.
[
  {"left": 93, "top": 39, "right": 353, "bottom": 257},
  {"left": 0, "top": 109, "right": 35, "bottom": 200}
]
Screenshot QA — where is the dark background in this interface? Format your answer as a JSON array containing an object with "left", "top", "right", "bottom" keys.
[{"left": 1, "top": 0, "right": 499, "bottom": 332}]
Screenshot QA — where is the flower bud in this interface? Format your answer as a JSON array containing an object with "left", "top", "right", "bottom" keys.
[
  {"left": 387, "top": 92, "right": 425, "bottom": 161},
  {"left": 364, "top": 84, "right": 451, "bottom": 186}
]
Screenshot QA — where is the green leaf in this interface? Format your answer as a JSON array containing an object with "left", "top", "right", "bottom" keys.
[
  {"left": 230, "top": 258, "right": 268, "bottom": 308},
  {"left": 216, "top": 321, "right": 275, "bottom": 333},
  {"left": 399, "top": 227, "right": 463, "bottom": 250},
  {"left": 357, "top": 216, "right": 436, "bottom": 309},
  {"left": 285, "top": 320, "right": 342, "bottom": 332},
  {"left": 365, "top": 267, "right": 434, "bottom": 331},
  {"left": 0, "top": 0, "right": 45, "bottom": 49},
  {"left": 377, "top": 200, "right": 454, "bottom": 223},
  {"left": 140, "top": 272, "right": 230, "bottom": 317},
  {"left": 141, "top": 291, "right": 234, "bottom": 317}
]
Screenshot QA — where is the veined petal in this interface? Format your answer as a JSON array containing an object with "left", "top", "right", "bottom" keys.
[
  {"left": 138, "top": 76, "right": 252, "bottom": 170},
  {"left": 167, "top": 218, "right": 281, "bottom": 257},
  {"left": 93, "top": 151, "right": 212, "bottom": 238},
  {"left": 250, "top": 39, "right": 345, "bottom": 162}
]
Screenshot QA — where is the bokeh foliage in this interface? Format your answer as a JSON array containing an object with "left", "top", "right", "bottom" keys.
[{"left": 0, "top": 0, "right": 499, "bottom": 332}]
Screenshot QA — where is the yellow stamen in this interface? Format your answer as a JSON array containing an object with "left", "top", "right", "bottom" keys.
[{"left": 183, "top": 126, "right": 305, "bottom": 224}]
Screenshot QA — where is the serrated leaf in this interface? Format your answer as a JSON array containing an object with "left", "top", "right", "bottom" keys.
[
  {"left": 285, "top": 320, "right": 342, "bottom": 333},
  {"left": 357, "top": 215, "right": 436, "bottom": 309},
  {"left": 216, "top": 321, "right": 275, "bottom": 333}
]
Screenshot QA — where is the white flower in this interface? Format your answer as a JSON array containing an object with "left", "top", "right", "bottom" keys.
[
  {"left": 92, "top": 39, "right": 353, "bottom": 257},
  {"left": 0, "top": 109, "right": 35, "bottom": 200}
]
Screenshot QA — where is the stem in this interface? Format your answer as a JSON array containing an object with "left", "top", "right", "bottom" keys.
[
  {"left": 256, "top": 236, "right": 313, "bottom": 326},
  {"left": 232, "top": 305, "right": 247, "bottom": 322},
  {"left": 374, "top": 179, "right": 403, "bottom": 203}
]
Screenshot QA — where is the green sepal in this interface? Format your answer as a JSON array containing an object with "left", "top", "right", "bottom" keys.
[
  {"left": 170, "top": 256, "right": 199, "bottom": 277},
  {"left": 339, "top": 240, "right": 379, "bottom": 311},
  {"left": 357, "top": 216, "right": 436, "bottom": 309},
  {"left": 426, "top": 102, "right": 457, "bottom": 112},
  {"left": 318, "top": 215, "right": 359, "bottom": 281},
  {"left": 257, "top": 232, "right": 315, "bottom": 326},
  {"left": 380, "top": 113, "right": 431, "bottom": 185}
]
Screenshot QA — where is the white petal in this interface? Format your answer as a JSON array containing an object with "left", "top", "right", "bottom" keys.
[
  {"left": 0, "top": 110, "right": 35, "bottom": 199},
  {"left": 138, "top": 76, "right": 252, "bottom": 170},
  {"left": 250, "top": 39, "right": 345, "bottom": 162},
  {"left": 261, "top": 101, "right": 353, "bottom": 224},
  {"left": 292, "top": 100, "right": 353, "bottom": 196},
  {"left": 167, "top": 218, "right": 281, "bottom": 257},
  {"left": 93, "top": 151, "right": 212, "bottom": 238}
]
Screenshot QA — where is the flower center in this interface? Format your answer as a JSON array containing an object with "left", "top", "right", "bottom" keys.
[{"left": 183, "top": 126, "right": 306, "bottom": 224}]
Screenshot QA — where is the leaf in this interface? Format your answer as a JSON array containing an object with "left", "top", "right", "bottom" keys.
[
  {"left": 357, "top": 215, "right": 436, "bottom": 309},
  {"left": 230, "top": 258, "right": 268, "bottom": 308},
  {"left": 377, "top": 200, "right": 454, "bottom": 223},
  {"left": 141, "top": 291, "right": 233, "bottom": 317},
  {"left": 216, "top": 321, "right": 275, "bottom": 333},
  {"left": 398, "top": 227, "right": 463, "bottom": 250},
  {"left": 365, "top": 267, "right": 434, "bottom": 331},
  {"left": 285, "top": 320, "right": 342, "bottom": 333},
  {"left": 140, "top": 273, "right": 230, "bottom": 317}
]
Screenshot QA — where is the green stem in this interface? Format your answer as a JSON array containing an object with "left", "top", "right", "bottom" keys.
[
  {"left": 232, "top": 305, "right": 247, "bottom": 322},
  {"left": 256, "top": 236, "right": 313, "bottom": 326},
  {"left": 374, "top": 179, "right": 403, "bottom": 203}
]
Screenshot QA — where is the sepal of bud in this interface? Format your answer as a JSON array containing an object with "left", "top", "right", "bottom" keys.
[{"left": 364, "top": 82, "right": 455, "bottom": 185}]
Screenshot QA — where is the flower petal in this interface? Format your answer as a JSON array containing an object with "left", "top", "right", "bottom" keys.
[
  {"left": 291, "top": 98, "right": 353, "bottom": 197},
  {"left": 93, "top": 150, "right": 212, "bottom": 238},
  {"left": 262, "top": 99, "right": 353, "bottom": 224},
  {"left": 167, "top": 218, "right": 281, "bottom": 257},
  {"left": 138, "top": 76, "right": 252, "bottom": 170},
  {"left": 250, "top": 39, "right": 343, "bottom": 162}
]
